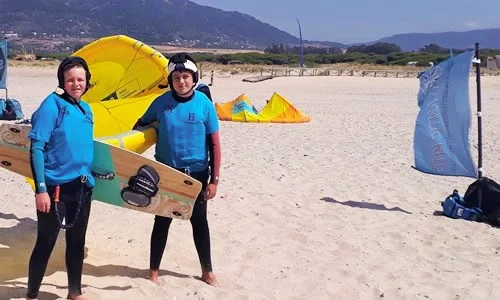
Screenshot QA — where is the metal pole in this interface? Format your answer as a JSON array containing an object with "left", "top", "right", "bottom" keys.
[
  {"left": 474, "top": 43, "right": 483, "bottom": 179},
  {"left": 2, "top": 37, "right": 7, "bottom": 99},
  {"left": 296, "top": 18, "right": 304, "bottom": 68},
  {"left": 474, "top": 42, "right": 483, "bottom": 211},
  {"left": 5, "top": 37, "right": 7, "bottom": 100}
]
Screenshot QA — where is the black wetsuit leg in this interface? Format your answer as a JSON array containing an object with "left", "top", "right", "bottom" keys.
[
  {"left": 149, "top": 169, "right": 212, "bottom": 272},
  {"left": 26, "top": 201, "right": 61, "bottom": 299},
  {"left": 66, "top": 189, "right": 92, "bottom": 297},
  {"left": 26, "top": 180, "right": 92, "bottom": 299},
  {"left": 149, "top": 215, "right": 173, "bottom": 270},
  {"left": 189, "top": 170, "right": 212, "bottom": 272}
]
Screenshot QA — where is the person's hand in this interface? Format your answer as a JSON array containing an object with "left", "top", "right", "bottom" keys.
[
  {"left": 204, "top": 183, "right": 218, "bottom": 200},
  {"left": 35, "top": 192, "right": 51, "bottom": 213}
]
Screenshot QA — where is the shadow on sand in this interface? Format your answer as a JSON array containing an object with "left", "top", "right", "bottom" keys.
[
  {"left": 0, "top": 212, "right": 200, "bottom": 298},
  {"left": 0, "top": 212, "right": 196, "bottom": 298},
  {"left": 320, "top": 197, "right": 412, "bottom": 214},
  {"left": 0, "top": 284, "right": 60, "bottom": 300}
]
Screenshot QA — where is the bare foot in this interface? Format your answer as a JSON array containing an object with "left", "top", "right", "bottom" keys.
[
  {"left": 201, "top": 271, "right": 218, "bottom": 286},
  {"left": 149, "top": 269, "right": 159, "bottom": 283}
]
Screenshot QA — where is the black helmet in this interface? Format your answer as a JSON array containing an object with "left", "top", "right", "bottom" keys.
[
  {"left": 167, "top": 53, "right": 199, "bottom": 89},
  {"left": 57, "top": 56, "right": 91, "bottom": 93}
]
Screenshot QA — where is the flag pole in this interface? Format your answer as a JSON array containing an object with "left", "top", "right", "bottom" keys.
[
  {"left": 296, "top": 18, "right": 304, "bottom": 68},
  {"left": 2, "top": 37, "right": 7, "bottom": 100},
  {"left": 474, "top": 42, "right": 483, "bottom": 179},
  {"left": 474, "top": 42, "right": 484, "bottom": 211}
]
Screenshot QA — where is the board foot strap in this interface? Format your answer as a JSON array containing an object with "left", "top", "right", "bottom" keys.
[{"left": 121, "top": 165, "right": 160, "bottom": 207}]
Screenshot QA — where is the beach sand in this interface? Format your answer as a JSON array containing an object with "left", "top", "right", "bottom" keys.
[{"left": 1, "top": 67, "right": 499, "bottom": 300}]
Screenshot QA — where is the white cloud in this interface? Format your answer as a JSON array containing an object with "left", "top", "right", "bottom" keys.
[{"left": 464, "top": 21, "right": 480, "bottom": 29}]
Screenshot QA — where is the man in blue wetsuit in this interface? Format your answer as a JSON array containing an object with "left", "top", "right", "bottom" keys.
[
  {"left": 134, "top": 53, "right": 221, "bottom": 286},
  {"left": 27, "top": 56, "right": 94, "bottom": 300}
]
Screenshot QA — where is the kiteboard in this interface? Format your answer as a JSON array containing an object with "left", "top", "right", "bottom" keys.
[{"left": 0, "top": 123, "right": 202, "bottom": 220}]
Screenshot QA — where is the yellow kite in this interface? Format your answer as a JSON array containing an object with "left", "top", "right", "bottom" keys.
[{"left": 215, "top": 92, "right": 311, "bottom": 123}]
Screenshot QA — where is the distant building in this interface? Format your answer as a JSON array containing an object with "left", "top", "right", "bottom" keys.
[{"left": 227, "top": 60, "right": 243, "bottom": 65}]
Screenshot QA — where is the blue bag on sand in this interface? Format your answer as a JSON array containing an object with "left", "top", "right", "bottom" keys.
[
  {"left": 0, "top": 99, "right": 5, "bottom": 119},
  {"left": 442, "top": 190, "right": 483, "bottom": 221},
  {"left": 0, "top": 98, "right": 24, "bottom": 120}
]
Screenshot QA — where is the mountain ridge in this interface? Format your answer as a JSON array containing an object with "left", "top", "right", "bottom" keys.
[
  {"left": 372, "top": 28, "right": 500, "bottom": 51},
  {"left": 1, "top": 0, "right": 499, "bottom": 51}
]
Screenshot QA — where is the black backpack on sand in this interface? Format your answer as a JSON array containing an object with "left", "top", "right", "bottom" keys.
[{"left": 463, "top": 177, "right": 500, "bottom": 227}]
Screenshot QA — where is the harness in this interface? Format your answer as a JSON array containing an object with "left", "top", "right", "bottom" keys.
[{"left": 53, "top": 175, "right": 89, "bottom": 230}]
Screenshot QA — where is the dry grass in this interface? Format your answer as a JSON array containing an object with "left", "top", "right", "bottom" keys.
[
  {"left": 8, "top": 59, "right": 499, "bottom": 77},
  {"left": 150, "top": 45, "right": 264, "bottom": 55},
  {"left": 324, "top": 62, "right": 423, "bottom": 71},
  {"left": 198, "top": 62, "right": 268, "bottom": 76},
  {"left": 198, "top": 63, "right": 429, "bottom": 77},
  {"left": 8, "top": 59, "right": 60, "bottom": 68}
]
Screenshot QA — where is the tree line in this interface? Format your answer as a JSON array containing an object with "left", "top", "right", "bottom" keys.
[
  {"left": 14, "top": 41, "right": 500, "bottom": 68},
  {"left": 189, "top": 42, "right": 500, "bottom": 67}
]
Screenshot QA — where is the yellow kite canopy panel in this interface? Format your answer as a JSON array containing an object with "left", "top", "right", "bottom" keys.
[
  {"left": 215, "top": 92, "right": 311, "bottom": 123},
  {"left": 215, "top": 94, "right": 261, "bottom": 122},
  {"left": 75, "top": 35, "right": 169, "bottom": 102},
  {"left": 260, "top": 92, "right": 311, "bottom": 123},
  {"left": 73, "top": 35, "right": 169, "bottom": 138}
]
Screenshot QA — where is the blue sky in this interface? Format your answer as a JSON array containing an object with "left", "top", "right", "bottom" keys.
[{"left": 191, "top": 0, "right": 500, "bottom": 44}]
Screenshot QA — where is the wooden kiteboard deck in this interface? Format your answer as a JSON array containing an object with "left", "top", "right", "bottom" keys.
[{"left": 0, "top": 123, "right": 202, "bottom": 220}]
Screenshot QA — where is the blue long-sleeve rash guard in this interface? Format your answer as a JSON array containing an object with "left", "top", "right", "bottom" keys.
[{"left": 30, "top": 139, "right": 47, "bottom": 194}]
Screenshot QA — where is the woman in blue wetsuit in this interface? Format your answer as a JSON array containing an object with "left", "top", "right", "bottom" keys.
[
  {"left": 27, "top": 56, "right": 95, "bottom": 300},
  {"left": 134, "top": 53, "right": 221, "bottom": 286}
]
